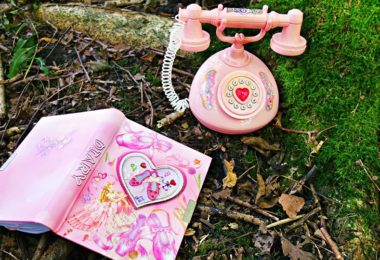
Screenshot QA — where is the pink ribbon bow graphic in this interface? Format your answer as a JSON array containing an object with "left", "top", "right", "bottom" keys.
[{"left": 116, "top": 132, "right": 173, "bottom": 153}]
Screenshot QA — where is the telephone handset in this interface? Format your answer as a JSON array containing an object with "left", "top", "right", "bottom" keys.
[{"left": 161, "top": 4, "right": 306, "bottom": 134}]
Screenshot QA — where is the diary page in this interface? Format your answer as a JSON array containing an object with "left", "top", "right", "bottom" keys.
[{"left": 58, "top": 118, "right": 212, "bottom": 259}]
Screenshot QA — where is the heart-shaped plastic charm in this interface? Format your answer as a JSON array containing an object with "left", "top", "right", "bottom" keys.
[
  {"left": 117, "top": 152, "right": 185, "bottom": 208},
  {"left": 235, "top": 87, "right": 250, "bottom": 102}
]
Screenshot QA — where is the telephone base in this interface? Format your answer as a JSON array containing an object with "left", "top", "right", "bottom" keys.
[{"left": 189, "top": 47, "right": 279, "bottom": 134}]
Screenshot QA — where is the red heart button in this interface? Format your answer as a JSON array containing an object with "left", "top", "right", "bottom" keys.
[{"left": 235, "top": 88, "right": 249, "bottom": 102}]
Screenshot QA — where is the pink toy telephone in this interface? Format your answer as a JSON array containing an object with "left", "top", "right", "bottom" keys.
[{"left": 161, "top": 4, "right": 307, "bottom": 134}]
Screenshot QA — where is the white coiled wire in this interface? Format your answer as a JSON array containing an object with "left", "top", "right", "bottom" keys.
[{"left": 161, "top": 17, "right": 189, "bottom": 112}]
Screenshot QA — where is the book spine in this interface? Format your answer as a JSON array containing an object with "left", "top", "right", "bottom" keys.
[{"left": 50, "top": 109, "right": 126, "bottom": 232}]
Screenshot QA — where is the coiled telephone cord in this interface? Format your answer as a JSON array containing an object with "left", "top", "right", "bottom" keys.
[{"left": 161, "top": 17, "right": 189, "bottom": 112}]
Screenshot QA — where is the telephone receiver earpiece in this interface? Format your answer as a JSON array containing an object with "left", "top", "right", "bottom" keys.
[
  {"left": 270, "top": 9, "right": 307, "bottom": 56},
  {"left": 179, "top": 4, "right": 210, "bottom": 52}
]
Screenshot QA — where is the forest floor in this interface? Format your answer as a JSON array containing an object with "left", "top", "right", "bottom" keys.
[{"left": 0, "top": 0, "right": 378, "bottom": 259}]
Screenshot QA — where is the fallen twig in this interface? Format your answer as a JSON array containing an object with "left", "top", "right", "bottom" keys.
[
  {"left": 0, "top": 53, "right": 5, "bottom": 117},
  {"left": 310, "top": 184, "right": 327, "bottom": 227},
  {"left": 0, "top": 250, "right": 19, "bottom": 260},
  {"left": 157, "top": 110, "right": 185, "bottom": 128},
  {"left": 237, "top": 164, "right": 255, "bottom": 180},
  {"left": 274, "top": 113, "right": 336, "bottom": 144},
  {"left": 75, "top": 47, "right": 91, "bottom": 82},
  {"left": 172, "top": 67, "right": 194, "bottom": 78},
  {"left": 227, "top": 196, "right": 279, "bottom": 221},
  {"left": 32, "top": 233, "right": 49, "bottom": 260},
  {"left": 0, "top": 43, "right": 8, "bottom": 52},
  {"left": 356, "top": 159, "right": 380, "bottom": 192},
  {"left": 320, "top": 227, "right": 343, "bottom": 260},
  {"left": 15, "top": 233, "right": 29, "bottom": 260},
  {"left": 285, "top": 206, "right": 321, "bottom": 232},
  {"left": 266, "top": 214, "right": 305, "bottom": 229},
  {"left": 0, "top": 73, "right": 24, "bottom": 85},
  {"left": 289, "top": 165, "right": 317, "bottom": 194},
  {"left": 197, "top": 205, "right": 264, "bottom": 226}
]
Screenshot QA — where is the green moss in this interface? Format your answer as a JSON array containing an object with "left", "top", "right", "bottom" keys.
[
  {"left": 193, "top": 0, "right": 379, "bottom": 255},
  {"left": 145, "top": 68, "right": 161, "bottom": 86}
]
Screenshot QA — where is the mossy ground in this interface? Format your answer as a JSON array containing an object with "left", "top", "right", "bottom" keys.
[{"left": 184, "top": 0, "right": 379, "bottom": 257}]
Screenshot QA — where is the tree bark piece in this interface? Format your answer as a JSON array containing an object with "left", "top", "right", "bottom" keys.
[{"left": 34, "top": 4, "right": 173, "bottom": 49}]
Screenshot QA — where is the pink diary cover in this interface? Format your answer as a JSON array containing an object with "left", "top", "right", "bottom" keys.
[{"left": 0, "top": 109, "right": 212, "bottom": 259}]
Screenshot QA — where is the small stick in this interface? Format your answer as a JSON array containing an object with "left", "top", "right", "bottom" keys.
[
  {"left": 0, "top": 250, "right": 19, "bottom": 260},
  {"left": 290, "top": 165, "right": 317, "bottom": 194},
  {"left": 172, "top": 67, "right": 194, "bottom": 77},
  {"left": 32, "top": 233, "right": 49, "bottom": 260},
  {"left": 0, "top": 53, "right": 5, "bottom": 117},
  {"left": 0, "top": 73, "right": 24, "bottom": 85},
  {"left": 266, "top": 214, "right": 305, "bottom": 228},
  {"left": 227, "top": 196, "right": 279, "bottom": 221},
  {"left": 285, "top": 207, "right": 321, "bottom": 232},
  {"left": 74, "top": 47, "right": 91, "bottom": 82},
  {"left": 356, "top": 159, "right": 380, "bottom": 192},
  {"left": 15, "top": 233, "right": 29, "bottom": 260},
  {"left": 237, "top": 165, "right": 255, "bottom": 180},
  {"left": 143, "top": 85, "right": 154, "bottom": 127},
  {"left": 320, "top": 227, "right": 343, "bottom": 260},
  {"left": 310, "top": 184, "right": 326, "bottom": 227},
  {"left": 156, "top": 111, "right": 185, "bottom": 128},
  {"left": 199, "top": 218, "right": 215, "bottom": 229},
  {"left": 0, "top": 43, "right": 8, "bottom": 52},
  {"left": 112, "top": 61, "right": 139, "bottom": 85},
  {"left": 197, "top": 205, "right": 264, "bottom": 226}
]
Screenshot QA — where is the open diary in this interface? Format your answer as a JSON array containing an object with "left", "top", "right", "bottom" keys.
[{"left": 0, "top": 109, "right": 212, "bottom": 259}]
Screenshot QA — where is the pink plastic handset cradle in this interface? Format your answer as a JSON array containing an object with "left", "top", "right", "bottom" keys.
[{"left": 161, "top": 4, "right": 307, "bottom": 134}]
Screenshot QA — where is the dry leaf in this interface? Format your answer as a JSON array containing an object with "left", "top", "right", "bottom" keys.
[
  {"left": 5, "top": 126, "right": 22, "bottom": 137},
  {"left": 228, "top": 222, "right": 239, "bottom": 229},
  {"left": 279, "top": 194, "right": 305, "bottom": 218},
  {"left": 241, "top": 136, "right": 281, "bottom": 157},
  {"left": 281, "top": 237, "right": 316, "bottom": 260},
  {"left": 212, "top": 188, "right": 232, "bottom": 200},
  {"left": 255, "top": 174, "right": 266, "bottom": 202},
  {"left": 311, "top": 137, "right": 328, "bottom": 154},
  {"left": 222, "top": 160, "right": 237, "bottom": 188},
  {"left": 184, "top": 228, "right": 196, "bottom": 236},
  {"left": 181, "top": 122, "right": 189, "bottom": 129},
  {"left": 38, "top": 37, "right": 58, "bottom": 44},
  {"left": 141, "top": 51, "right": 157, "bottom": 63},
  {"left": 257, "top": 197, "right": 279, "bottom": 209}
]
